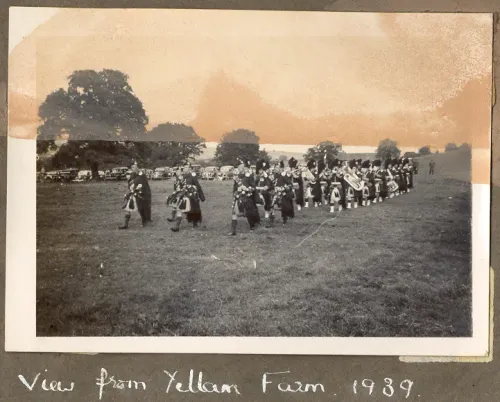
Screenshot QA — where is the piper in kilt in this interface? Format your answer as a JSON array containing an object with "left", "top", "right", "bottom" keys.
[
  {"left": 390, "top": 159, "right": 402, "bottom": 196},
  {"left": 272, "top": 166, "right": 295, "bottom": 225},
  {"left": 371, "top": 159, "right": 384, "bottom": 202},
  {"left": 327, "top": 160, "right": 343, "bottom": 213},
  {"left": 255, "top": 160, "right": 275, "bottom": 228},
  {"left": 403, "top": 158, "right": 413, "bottom": 191},
  {"left": 132, "top": 163, "right": 152, "bottom": 225},
  {"left": 167, "top": 166, "right": 206, "bottom": 233},
  {"left": 320, "top": 166, "right": 332, "bottom": 206},
  {"left": 119, "top": 162, "right": 151, "bottom": 229},
  {"left": 328, "top": 159, "right": 346, "bottom": 211},
  {"left": 166, "top": 170, "right": 183, "bottom": 222},
  {"left": 338, "top": 160, "right": 350, "bottom": 209},
  {"left": 396, "top": 159, "right": 408, "bottom": 194},
  {"left": 305, "top": 160, "right": 323, "bottom": 207},
  {"left": 118, "top": 170, "right": 139, "bottom": 229},
  {"left": 230, "top": 163, "right": 261, "bottom": 235},
  {"left": 409, "top": 158, "right": 415, "bottom": 187},
  {"left": 384, "top": 159, "right": 398, "bottom": 198},
  {"left": 346, "top": 159, "right": 363, "bottom": 208},
  {"left": 289, "top": 157, "right": 305, "bottom": 211},
  {"left": 360, "top": 160, "right": 375, "bottom": 206}
]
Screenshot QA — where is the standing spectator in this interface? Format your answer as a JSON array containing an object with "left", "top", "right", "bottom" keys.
[
  {"left": 429, "top": 160, "right": 436, "bottom": 175},
  {"left": 131, "top": 162, "right": 152, "bottom": 226}
]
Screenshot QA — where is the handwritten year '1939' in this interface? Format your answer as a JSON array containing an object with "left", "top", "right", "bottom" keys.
[{"left": 353, "top": 378, "right": 414, "bottom": 398}]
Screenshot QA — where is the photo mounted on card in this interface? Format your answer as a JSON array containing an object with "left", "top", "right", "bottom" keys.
[{"left": 6, "top": 7, "right": 492, "bottom": 355}]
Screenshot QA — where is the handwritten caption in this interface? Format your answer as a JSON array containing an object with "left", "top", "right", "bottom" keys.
[{"left": 18, "top": 369, "right": 417, "bottom": 399}]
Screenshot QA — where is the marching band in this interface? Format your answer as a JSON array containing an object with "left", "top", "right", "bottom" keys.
[{"left": 121, "top": 156, "right": 416, "bottom": 234}]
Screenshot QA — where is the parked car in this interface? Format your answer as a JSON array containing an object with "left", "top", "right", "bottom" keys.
[
  {"left": 74, "top": 170, "right": 92, "bottom": 182},
  {"left": 166, "top": 167, "right": 175, "bottom": 178},
  {"left": 220, "top": 165, "right": 234, "bottom": 173},
  {"left": 45, "top": 171, "right": 60, "bottom": 182},
  {"left": 153, "top": 167, "right": 167, "bottom": 180},
  {"left": 202, "top": 166, "right": 218, "bottom": 180},
  {"left": 58, "top": 168, "right": 79, "bottom": 182},
  {"left": 217, "top": 165, "right": 234, "bottom": 180},
  {"left": 105, "top": 167, "right": 128, "bottom": 180}
]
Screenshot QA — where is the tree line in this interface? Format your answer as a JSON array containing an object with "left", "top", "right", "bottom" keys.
[
  {"left": 37, "top": 69, "right": 471, "bottom": 178},
  {"left": 36, "top": 69, "right": 273, "bottom": 178},
  {"left": 374, "top": 140, "right": 471, "bottom": 161}
]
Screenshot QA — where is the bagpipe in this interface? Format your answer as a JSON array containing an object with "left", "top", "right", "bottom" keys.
[
  {"left": 233, "top": 183, "right": 258, "bottom": 217},
  {"left": 122, "top": 183, "right": 144, "bottom": 211},
  {"left": 166, "top": 178, "right": 185, "bottom": 207},
  {"left": 166, "top": 182, "right": 200, "bottom": 211},
  {"left": 234, "top": 184, "right": 255, "bottom": 197},
  {"left": 270, "top": 183, "right": 294, "bottom": 210}
]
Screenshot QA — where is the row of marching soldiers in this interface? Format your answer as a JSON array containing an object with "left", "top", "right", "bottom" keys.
[{"left": 305, "top": 157, "right": 416, "bottom": 212}]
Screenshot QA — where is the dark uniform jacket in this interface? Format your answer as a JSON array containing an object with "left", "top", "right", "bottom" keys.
[
  {"left": 132, "top": 172, "right": 151, "bottom": 200},
  {"left": 256, "top": 175, "right": 274, "bottom": 191},
  {"left": 183, "top": 173, "right": 205, "bottom": 202},
  {"left": 274, "top": 173, "right": 293, "bottom": 188},
  {"left": 233, "top": 173, "right": 256, "bottom": 193},
  {"left": 363, "top": 170, "right": 376, "bottom": 198}
]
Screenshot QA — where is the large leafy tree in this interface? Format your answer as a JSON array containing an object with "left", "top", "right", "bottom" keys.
[
  {"left": 146, "top": 123, "right": 206, "bottom": 167},
  {"left": 304, "top": 141, "right": 341, "bottom": 163},
  {"left": 36, "top": 139, "right": 57, "bottom": 155},
  {"left": 47, "top": 140, "right": 146, "bottom": 172},
  {"left": 445, "top": 143, "right": 458, "bottom": 152},
  {"left": 214, "top": 129, "right": 265, "bottom": 167},
  {"left": 375, "top": 139, "right": 401, "bottom": 160},
  {"left": 418, "top": 145, "right": 432, "bottom": 155},
  {"left": 257, "top": 149, "right": 272, "bottom": 166},
  {"left": 37, "top": 69, "right": 149, "bottom": 177}
]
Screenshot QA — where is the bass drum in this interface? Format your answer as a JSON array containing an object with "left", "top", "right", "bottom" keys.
[{"left": 387, "top": 180, "right": 399, "bottom": 193}]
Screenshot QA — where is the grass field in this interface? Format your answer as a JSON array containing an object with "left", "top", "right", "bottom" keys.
[{"left": 36, "top": 151, "right": 472, "bottom": 337}]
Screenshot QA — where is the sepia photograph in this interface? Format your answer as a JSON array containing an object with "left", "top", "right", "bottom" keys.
[{"left": 6, "top": 8, "right": 491, "bottom": 354}]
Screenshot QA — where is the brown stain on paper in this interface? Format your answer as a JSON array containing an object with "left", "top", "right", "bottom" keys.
[{"left": 7, "top": 10, "right": 493, "bottom": 185}]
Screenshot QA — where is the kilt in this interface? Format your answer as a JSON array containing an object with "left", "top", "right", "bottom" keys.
[
  {"left": 293, "top": 179, "right": 304, "bottom": 206},
  {"left": 408, "top": 172, "right": 414, "bottom": 188},
  {"left": 257, "top": 191, "right": 273, "bottom": 211},
  {"left": 273, "top": 190, "right": 294, "bottom": 218},
  {"left": 399, "top": 174, "right": 408, "bottom": 191},
  {"left": 367, "top": 183, "right": 376, "bottom": 199},
  {"left": 233, "top": 193, "right": 260, "bottom": 226},
  {"left": 379, "top": 179, "right": 389, "bottom": 198},
  {"left": 310, "top": 182, "right": 322, "bottom": 203},
  {"left": 185, "top": 194, "right": 202, "bottom": 223}
]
